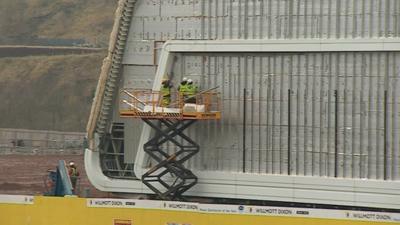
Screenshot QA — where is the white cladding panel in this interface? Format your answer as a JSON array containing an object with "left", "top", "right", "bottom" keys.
[
  {"left": 115, "top": 0, "right": 400, "bottom": 181},
  {"left": 168, "top": 52, "right": 400, "bottom": 181},
  {"left": 126, "top": 0, "right": 400, "bottom": 44}
]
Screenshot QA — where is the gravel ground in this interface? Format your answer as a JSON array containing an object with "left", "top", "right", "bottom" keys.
[{"left": 0, "top": 154, "right": 108, "bottom": 197}]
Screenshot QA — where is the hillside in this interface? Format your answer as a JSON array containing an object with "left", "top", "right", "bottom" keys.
[
  {"left": 0, "top": 0, "right": 118, "bottom": 132},
  {"left": 0, "top": 0, "right": 117, "bottom": 47},
  {"left": 0, "top": 53, "right": 105, "bottom": 131}
]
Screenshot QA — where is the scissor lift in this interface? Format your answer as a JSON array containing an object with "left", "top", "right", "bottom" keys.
[{"left": 120, "top": 89, "right": 221, "bottom": 200}]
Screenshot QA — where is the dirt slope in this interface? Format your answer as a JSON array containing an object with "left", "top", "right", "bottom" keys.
[
  {"left": 0, "top": 0, "right": 117, "bottom": 131},
  {"left": 0, "top": 53, "right": 105, "bottom": 131},
  {"left": 0, "top": 154, "right": 107, "bottom": 197},
  {"left": 0, "top": 0, "right": 117, "bottom": 46}
]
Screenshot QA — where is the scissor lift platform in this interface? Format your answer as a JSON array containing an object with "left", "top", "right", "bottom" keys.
[
  {"left": 120, "top": 89, "right": 221, "bottom": 120},
  {"left": 120, "top": 89, "right": 221, "bottom": 200},
  {"left": 120, "top": 110, "right": 221, "bottom": 120}
]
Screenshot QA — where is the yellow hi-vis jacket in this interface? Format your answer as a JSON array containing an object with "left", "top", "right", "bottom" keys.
[
  {"left": 186, "top": 84, "right": 198, "bottom": 98},
  {"left": 160, "top": 85, "right": 171, "bottom": 106},
  {"left": 178, "top": 84, "right": 189, "bottom": 96}
]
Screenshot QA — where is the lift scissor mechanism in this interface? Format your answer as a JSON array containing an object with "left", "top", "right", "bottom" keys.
[{"left": 120, "top": 89, "right": 221, "bottom": 200}]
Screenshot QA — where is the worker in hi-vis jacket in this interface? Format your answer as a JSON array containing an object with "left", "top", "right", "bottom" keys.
[{"left": 161, "top": 78, "right": 172, "bottom": 107}]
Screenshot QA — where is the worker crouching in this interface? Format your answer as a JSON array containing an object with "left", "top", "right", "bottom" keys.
[
  {"left": 178, "top": 77, "right": 198, "bottom": 103},
  {"left": 185, "top": 79, "right": 198, "bottom": 103},
  {"left": 178, "top": 77, "right": 188, "bottom": 98}
]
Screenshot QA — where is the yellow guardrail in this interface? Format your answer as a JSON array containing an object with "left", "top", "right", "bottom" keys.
[{"left": 120, "top": 89, "right": 221, "bottom": 120}]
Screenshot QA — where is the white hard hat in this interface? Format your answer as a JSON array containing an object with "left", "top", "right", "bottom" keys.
[
  {"left": 182, "top": 77, "right": 188, "bottom": 81},
  {"left": 69, "top": 162, "right": 75, "bottom": 166},
  {"left": 187, "top": 79, "right": 193, "bottom": 83}
]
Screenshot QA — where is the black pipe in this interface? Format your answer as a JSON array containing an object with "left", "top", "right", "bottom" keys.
[
  {"left": 243, "top": 88, "right": 247, "bottom": 173},
  {"left": 288, "top": 89, "right": 291, "bottom": 175},
  {"left": 384, "top": 90, "right": 388, "bottom": 180},
  {"left": 334, "top": 90, "right": 338, "bottom": 178}
]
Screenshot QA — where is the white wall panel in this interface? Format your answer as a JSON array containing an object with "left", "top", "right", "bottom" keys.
[
  {"left": 153, "top": 52, "right": 400, "bottom": 181},
  {"left": 104, "top": 0, "right": 400, "bottom": 182}
]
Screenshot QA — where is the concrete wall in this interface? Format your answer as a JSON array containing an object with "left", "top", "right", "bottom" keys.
[{"left": 0, "top": 128, "right": 85, "bottom": 155}]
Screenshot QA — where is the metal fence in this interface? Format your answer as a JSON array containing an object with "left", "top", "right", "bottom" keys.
[{"left": 0, "top": 128, "right": 85, "bottom": 155}]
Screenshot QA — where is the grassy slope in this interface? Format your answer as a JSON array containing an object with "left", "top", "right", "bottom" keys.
[
  {"left": 0, "top": 53, "right": 106, "bottom": 131},
  {"left": 0, "top": 0, "right": 117, "bottom": 131},
  {"left": 0, "top": 0, "right": 116, "bottom": 46}
]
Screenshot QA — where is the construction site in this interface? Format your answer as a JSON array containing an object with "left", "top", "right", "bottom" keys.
[{"left": 1, "top": 0, "right": 400, "bottom": 224}]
